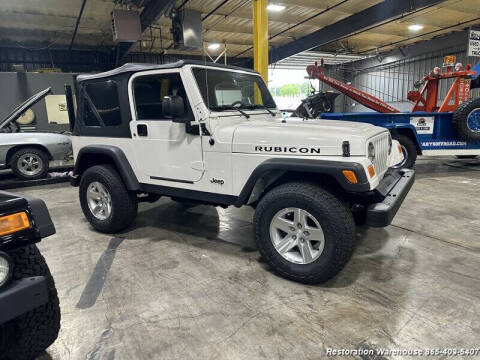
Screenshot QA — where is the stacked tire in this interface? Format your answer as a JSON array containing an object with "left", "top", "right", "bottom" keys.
[{"left": 452, "top": 97, "right": 480, "bottom": 142}]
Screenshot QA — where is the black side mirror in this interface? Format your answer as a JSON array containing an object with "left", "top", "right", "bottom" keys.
[{"left": 162, "top": 95, "right": 185, "bottom": 122}]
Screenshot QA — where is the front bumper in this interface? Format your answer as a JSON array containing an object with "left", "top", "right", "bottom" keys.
[
  {"left": 0, "top": 276, "right": 49, "bottom": 324},
  {"left": 366, "top": 168, "right": 415, "bottom": 227}
]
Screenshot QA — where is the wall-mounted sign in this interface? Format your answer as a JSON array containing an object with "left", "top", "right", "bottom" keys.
[
  {"left": 45, "top": 95, "right": 70, "bottom": 124},
  {"left": 468, "top": 29, "right": 480, "bottom": 57},
  {"left": 443, "top": 55, "right": 456, "bottom": 67}
]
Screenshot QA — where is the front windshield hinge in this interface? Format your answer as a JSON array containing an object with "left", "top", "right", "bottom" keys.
[
  {"left": 200, "top": 123, "right": 211, "bottom": 136},
  {"left": 342, "top": 141, "right": 350, "bottom": 157}
]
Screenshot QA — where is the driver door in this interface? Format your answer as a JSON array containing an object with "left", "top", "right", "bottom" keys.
[{"left": 129, "top": 70, "right": 203, "bottom": 184}]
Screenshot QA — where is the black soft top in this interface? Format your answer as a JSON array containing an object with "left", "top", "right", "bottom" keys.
[{"left": 76, "top": 60, "right": 257, "bottom": 82}]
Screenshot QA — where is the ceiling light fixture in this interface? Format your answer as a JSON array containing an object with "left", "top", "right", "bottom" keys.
[
  {"left": 208, "top": 43, "right": 220, "bottom": 50},
  {"left": 267, "top": 4, "right": 286, "bottom": 12},
  {"left": 408, "top": 24, "right": 424, "bottom": 32}
]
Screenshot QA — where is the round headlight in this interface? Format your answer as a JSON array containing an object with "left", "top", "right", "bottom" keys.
[
  {"left": 0, "top": 252, "right": 12, "bottom": 288},
  {"left": 368, "top": 142, "right": 375, "bottom": 162},
  {"left": 388, "top": 134, "right": 393, "bottom": 155}
]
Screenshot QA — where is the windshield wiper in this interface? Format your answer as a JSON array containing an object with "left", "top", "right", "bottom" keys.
[
  {"left": 211, "top": 105, "right": 250, "bottom": 119},
  {"left": 250, "top": 104, "right": 276, "bottom": 117}
]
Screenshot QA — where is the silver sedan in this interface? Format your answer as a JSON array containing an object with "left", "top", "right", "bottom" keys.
[{"left": 0, "top": 88, "right": 72, "bottom": 180}]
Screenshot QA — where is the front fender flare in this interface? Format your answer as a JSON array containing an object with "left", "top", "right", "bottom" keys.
[{"left": 234, "top": 158, "right": 370, "bottom": 207}]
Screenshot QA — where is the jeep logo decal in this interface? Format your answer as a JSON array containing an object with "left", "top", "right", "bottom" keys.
[
  {"left": 210, "top": 177, "right": 225, "bottom": 185},
  {"left": 254, "top": 146, "right": 320, "bottom": 154}
]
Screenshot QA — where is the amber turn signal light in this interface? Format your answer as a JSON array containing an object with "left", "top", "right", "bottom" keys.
[
  {"left": 0, "top": 212, "right": 30, "bottom": 237},
  {"left": 342, "top": 170, "right": 358, "bottom": 184},
  {"left": 368, "top": 164, "right": 376, "bottom": 178},
  {"left": 398, "top": 145, "right": 403, "bottom": 154}
]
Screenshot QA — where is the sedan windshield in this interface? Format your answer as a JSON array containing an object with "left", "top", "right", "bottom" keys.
[{"left": 192, "top": 67, "right": 276, "bottom": 112}]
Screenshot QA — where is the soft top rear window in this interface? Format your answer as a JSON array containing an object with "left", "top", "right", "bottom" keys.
[{"left": 82, "top": 80, "right": 121, "bottom": 127}]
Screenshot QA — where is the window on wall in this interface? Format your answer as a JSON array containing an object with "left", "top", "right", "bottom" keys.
[
  {"left": 133, "top": 73, "right": 191, "bottom": 121},
  {"left": 82, "top": 80, "right": 121, "bottom": 127}
]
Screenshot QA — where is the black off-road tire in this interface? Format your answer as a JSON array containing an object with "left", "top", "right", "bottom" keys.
[
  {"left": 392, "top": 134, "right": 417, "bottom": 168},
  {"left": 253, "top": 182, "right": 355, "bottom": 284},
  {"left": 452, "top": 97, "right": 480, "bottom": 142},
  {"left": 79, "top": 164, "right": 138, "bottom": 233},
  {"left": 0, "top": 245, "right": 60, "bottom": 360},
  {"left": 10, "top": 147, "right": 50, "bottom": 180}
]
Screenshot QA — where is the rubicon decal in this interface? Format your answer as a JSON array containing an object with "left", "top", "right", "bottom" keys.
[{"left": 255, "top": 146, "right": 321, "bottom": 154}]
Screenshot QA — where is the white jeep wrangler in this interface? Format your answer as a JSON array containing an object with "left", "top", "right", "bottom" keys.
[{"left": 68, "top": 60, "right": 413, "bottom": 284}]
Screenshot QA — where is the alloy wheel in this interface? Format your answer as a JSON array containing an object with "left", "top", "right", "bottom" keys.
[
  {"left": 269, "top": 207, "right": 325, "bottom": 264},
  {"left": 86, "top": 182, "right": 112, "bottom": 220},
  {"left": 17, "top": 153, "right": 43, "bottom": 177}
]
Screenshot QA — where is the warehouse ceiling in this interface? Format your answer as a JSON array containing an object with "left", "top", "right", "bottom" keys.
[{"left": 0, "top": 0, "right": 479, "bottom": 66}]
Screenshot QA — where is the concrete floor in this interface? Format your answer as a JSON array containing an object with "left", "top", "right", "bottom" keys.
[{"left": 9, "top": 157, "right": 480, "bottom": 360}]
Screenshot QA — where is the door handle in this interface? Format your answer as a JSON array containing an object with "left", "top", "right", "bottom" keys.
[{"left": 137, "top": 124, "right": 148, "bottom": 136}]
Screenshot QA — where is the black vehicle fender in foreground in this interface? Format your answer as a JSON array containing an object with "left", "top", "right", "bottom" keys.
[
  {"left": 0, "top": 191, "right": 55, "bottom": 250},
  {"left": 0, "top": 191, "right": 56, "bottom": 325}
]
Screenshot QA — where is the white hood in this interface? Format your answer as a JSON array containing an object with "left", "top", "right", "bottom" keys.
[{"left": 211, "top": 116, "right": 387, "bottom": 156}]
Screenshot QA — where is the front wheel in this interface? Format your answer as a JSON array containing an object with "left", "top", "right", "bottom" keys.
[
  {"left": 392, "top": 134, "right": 417, "bottom": 169},
  {"left": 79, "top": 165, "right": 138, "bottom": 233},
  {"left": 0, "top": 245, "right": 60, "bottom": 360},
  {"left": 253, "top": 182, "right": 355, "bottom": 284}
]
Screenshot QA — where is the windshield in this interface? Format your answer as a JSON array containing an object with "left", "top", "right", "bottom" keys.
[{"left": 192, "top": 68, "right": 276, "bottom": 111}]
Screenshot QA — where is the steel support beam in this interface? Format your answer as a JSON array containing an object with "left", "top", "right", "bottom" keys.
[
  {"left": 116, "top": 0, "right": 176, "bottom": 63},
  {"left": 253, "top": 0, "right": 268, "bottom": 82},
  {"left": 269, "top": 0, "right": 445, "bottom": 64}
]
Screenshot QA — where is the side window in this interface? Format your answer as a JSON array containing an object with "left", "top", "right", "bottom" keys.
[
  {"left": 82, "top": 80, "right": 121, "bottom": 127},
  {"left": 133, "top": 73, "right": 191, "bottom": 121}
]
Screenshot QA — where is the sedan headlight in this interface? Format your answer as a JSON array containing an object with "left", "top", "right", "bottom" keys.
[
  {"left": 368, "top": 142, "right": 375, "bottom": 162},
  {"left": 0, "top": 252, "right": 12, "bottom": 288}
]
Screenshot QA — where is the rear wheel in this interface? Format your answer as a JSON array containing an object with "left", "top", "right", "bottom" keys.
[
  {"left": 392, "top": 134, "right": 417, "bottom": 168},
  {"left": 0, "top": 245, "right": 60, "bottom": 360},
  {"left": 10, "top": 147, "right": 49, "bottom": 180},
  {"left": 253, "top": 182, "right": 355, "bottom": 284},
  {"left": 79, "top": 165, "right": 138, "bottom": 233}
]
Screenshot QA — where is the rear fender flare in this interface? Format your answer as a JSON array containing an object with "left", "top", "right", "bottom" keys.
[{"left": 74, "top": 145, "right": 139, "bottom": 191}]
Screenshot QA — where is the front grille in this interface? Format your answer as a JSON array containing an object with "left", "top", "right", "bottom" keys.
[{"left": 369, "top": 133, "right": 389, "bottom": 176}]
